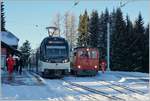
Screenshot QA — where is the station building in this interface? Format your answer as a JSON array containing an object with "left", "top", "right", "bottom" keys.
[{"left": 1, "top": 31, "right": 21, "bottom": 70}]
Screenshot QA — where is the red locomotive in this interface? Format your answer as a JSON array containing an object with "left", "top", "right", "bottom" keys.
[{"left": 72, "top": 47, "right": 99, "bottom": 76}]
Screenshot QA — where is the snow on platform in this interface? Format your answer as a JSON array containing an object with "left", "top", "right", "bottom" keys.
[{"left": 1, "top": 71, "right": 149, "bottom": 101}]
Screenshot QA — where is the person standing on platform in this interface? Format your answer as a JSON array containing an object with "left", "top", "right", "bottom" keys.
[
  {"left": 7, "top": 54, "right": 15, "bottom": 79},
  {"left": 100, "top": 59, "right": 106, "bottom": 73},
  {"left": 19, "top": 57, "right": 23, "bottom": 75},
  {"left": 15, "top": 58, "right": 19, "bottom": 72}
]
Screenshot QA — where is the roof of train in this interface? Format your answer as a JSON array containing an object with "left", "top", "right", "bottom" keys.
[
  {"left": 40, "top": 36, "right": 67, "bottom": 46},
  {"left": 43, "top": 36, "right": 66, "bottom": 41},
  {"left": 40, "top": 36, "right": 68, "bottom": 47},
  {"left": 74, "top": 47, "right": 99, "bottom": 50}
]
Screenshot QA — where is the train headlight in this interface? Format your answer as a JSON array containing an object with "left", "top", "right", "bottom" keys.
[
  {"left": 63, "top": 59, "right": 68, "bottom": 63},
  {"left": 64, "top": 59, "right": 68, "bottom": 63},
  {"left": 77, "top": 65, "right": 81, "bottom": 69},
  {"left": 94, "top": 65, "right": 98, "bottom": 69}
]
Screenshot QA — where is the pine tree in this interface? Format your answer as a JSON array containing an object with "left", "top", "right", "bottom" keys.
[
  {"left": 143, "top": 24, "right": 149, "bottom": 73},
  {"left": 98, "top": 12, "right": 105, "bottom": 58},
  {"left": 123, "top": 15, "right": 134, "bottom": 71},
  {"left": 111, "top": 8, "right": 126, "bottom": 70},
  {"left": 131, "top": 13, "right": 145, "bottom": 72},
  {"left": 78, "top": 10, "right": 89, "bottom": 47},
  {"left": 89, "top": 10, "right": 99, "bottom": 47},
  {"left": 20, "top": 40, "right": 32, "bottom": 66},
  {"left": 98, "top": 8, "right": 109, "bottom": 59},
  {"left": 1, "top": 2, "right": 6, "bottom": 31},
  {"left": 109, "top": 8, "right": 116, "bottom": 69}
]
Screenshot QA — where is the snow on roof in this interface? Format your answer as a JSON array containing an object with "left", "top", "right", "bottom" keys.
[{"left": 1, "top": 31, "right": 19, "bottom": 46}]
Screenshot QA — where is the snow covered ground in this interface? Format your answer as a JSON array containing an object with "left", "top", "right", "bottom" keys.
[{"left": 1, "top": 70, "right": 149, "bottom": 101}]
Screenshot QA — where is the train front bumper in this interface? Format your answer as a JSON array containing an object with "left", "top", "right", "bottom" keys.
[
  {"left": 39, "top": 61, "right": 70, "bottom": 72},
  {"left": 76, "top": 70, "right": 98, "bottom": 76}
]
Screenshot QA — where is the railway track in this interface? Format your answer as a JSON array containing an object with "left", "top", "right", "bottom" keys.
[
  {"left": 95, "top": 77, "right": 146, "bottom": 95},
  {"left": 107, "top": 81, "right": 145, "bottom": 94},
  {"left": 29, "top": 71, "right": 46, "bottom": 85},
  {"left": 62, "top": 79, "right": 126, "bottom": 101},
  {"left": 31, "top": 72, "right": 125, "bottom": 101},
  {"left": 97, "top": 81, "right": 143, "bottom": 101},
  {"left": 30, "top": 72, "right": 101, "bottom": 101},
  {"left": 30, "top": 72, "right": 148, "bottom": 101},
  {"left": 64, "top": 85, "right": 101, "bottom": 101},
  {"left": 93, "top": 77, "right": 149, "bottom": 101}
]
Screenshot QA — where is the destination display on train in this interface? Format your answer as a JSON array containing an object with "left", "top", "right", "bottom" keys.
[
  {"left": 46, "top": 46, "right": 66, "bottom": 49},
  {"left": 48, "top": 41, "right": 64, "bottom": 44}
]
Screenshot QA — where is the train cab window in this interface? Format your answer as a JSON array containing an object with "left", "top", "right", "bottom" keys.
[
  {"left": 46, "top": 46, "right": 67, "bottom": 57},
  {"left": 79, "top": 50, "right": 97, "bottom": 59},
  {"left": 90, "top": 51, "right": 97, "bottom": 58},
  {"left": 79, "top": 51, "right": 89, "bottom": 58}
]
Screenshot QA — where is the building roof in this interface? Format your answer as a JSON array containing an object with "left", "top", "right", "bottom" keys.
[{"left": 1, "top": 31, "right": 19, "bottom": 46}]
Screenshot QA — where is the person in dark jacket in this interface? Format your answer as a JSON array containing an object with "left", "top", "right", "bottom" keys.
[
  {"left": 19, "top": 57, "right": 24, "bottom": 75},
  {"left": 14, "top": 58, "right": 19, "bottom": 72}
]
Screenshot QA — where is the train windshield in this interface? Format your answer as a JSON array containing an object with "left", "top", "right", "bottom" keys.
[
  {"left": 46, "top": 46, "right": 67, "bottom": 58},
  {"left": 79, "top": 50, "right": 97, "bottom": 58}
]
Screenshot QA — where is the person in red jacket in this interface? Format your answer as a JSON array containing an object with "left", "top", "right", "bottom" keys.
[
  {"left": 7, "top": 54, "right": 15, "bottom": 75},
  {"left": 100, "top": 59, "right": 106, "bottom": 73}
]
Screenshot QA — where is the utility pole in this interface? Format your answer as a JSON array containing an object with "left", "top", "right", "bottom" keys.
[
  {"left": 106, "top": 0, "right": 130, "bottom": 71},
  {"left": 107, "top": 22, "right": 110, "bottom": 71}
]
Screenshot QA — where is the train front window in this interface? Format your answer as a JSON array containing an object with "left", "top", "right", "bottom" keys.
[
  {"left": 79, "top": 50, "right": 97, "bottom": 58},
  {"left": 90, "top": 51, "right": 97, "bottom": 58},
  {"left": 46, "top": 46, "right": 67, "bottom": 58},
  {"left": 79, "top": 51, "right": 89, "bottom": 58}
]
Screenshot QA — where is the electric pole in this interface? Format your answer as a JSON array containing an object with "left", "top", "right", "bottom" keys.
[{"left": 107, "top": 23, "right": 110, "bottom": 71}]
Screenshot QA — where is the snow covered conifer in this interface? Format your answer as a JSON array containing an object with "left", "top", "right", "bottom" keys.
[{"left": 20, "top": 40, "right": 32, "bottom": 66}]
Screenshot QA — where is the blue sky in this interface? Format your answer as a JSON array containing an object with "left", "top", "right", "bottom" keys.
[{"left": 4, "top": 0, "right": 149, "bottom": 49}]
